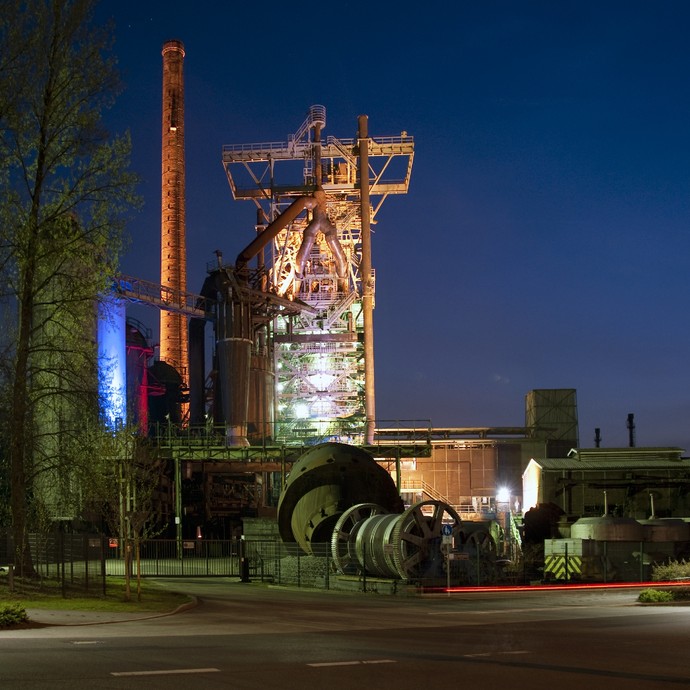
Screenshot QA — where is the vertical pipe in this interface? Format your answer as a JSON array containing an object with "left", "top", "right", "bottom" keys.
[
  {"left": 358, "top": 115, "right": 375, "bottom": 445},
  {"left": 627, "top": 413, "right": 636, "bottom": 447},
  {"left": 160, "top": 40, "right": 188, "bottom": 411},
  {"left": 565, "top": 541, "right": 569, "bottom": 582}
]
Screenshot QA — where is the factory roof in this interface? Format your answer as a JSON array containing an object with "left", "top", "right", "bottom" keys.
[
  {"left": 567, "top": 447, "right": 685, "bottom": 462},
  {"left": 527, "top": 447, "right": 690, "bottom": 473}
]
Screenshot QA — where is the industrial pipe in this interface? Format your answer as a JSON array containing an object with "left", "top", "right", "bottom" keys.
[
  {"left": 235, "top": 195, "right": 318, "bottom": 271},
  {"left": 295, "top": 205, "right": 348, "bottom": 281}
]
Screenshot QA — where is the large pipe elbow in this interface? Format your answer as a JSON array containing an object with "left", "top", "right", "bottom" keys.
[
  {"left": 295, "top": 210, "right": 324, "bottom": 277},
  {"left": 296, "top": 205, "right": 348, "bottom": 281},
  {"left": 322, "top": 221, "right": 348, "bottom": 279},
  {"left": 235, "top": 195, "right": 317, "bottom": 271}
]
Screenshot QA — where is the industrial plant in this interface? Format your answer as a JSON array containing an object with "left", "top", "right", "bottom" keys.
[{"left": 96, "top": 41, "right": 690, "bottom": 588}]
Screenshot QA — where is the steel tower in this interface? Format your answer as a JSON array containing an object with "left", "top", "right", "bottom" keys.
[
  {"left": 160, "top": 40, "right": 188, "bottom": 401},
  {"left": 222, "top": 106, "right": 413, "bottom": 443}
]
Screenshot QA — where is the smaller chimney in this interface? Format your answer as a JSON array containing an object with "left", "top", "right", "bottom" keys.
[
  {"left": 627, "top": 413, "right": 636, "bottom": 448},
  {"left": 594, "top": 428, "right": 601, "bottom": 448}
]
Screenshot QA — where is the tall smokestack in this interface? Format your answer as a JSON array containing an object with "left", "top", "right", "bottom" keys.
[{"left": 160, "top": 40, "right": 188, "bottom": 398}]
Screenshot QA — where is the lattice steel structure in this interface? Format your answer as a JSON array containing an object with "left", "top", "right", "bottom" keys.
[{"left": 222, "top": 106, "right": 413, "bottom": 443}]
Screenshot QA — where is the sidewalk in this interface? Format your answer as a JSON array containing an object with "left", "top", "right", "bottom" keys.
[{"left": 25, "top": 597, "right": 198, "bottom": 627}]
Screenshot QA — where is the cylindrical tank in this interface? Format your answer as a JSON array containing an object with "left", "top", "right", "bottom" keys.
[
  {"left": 125, "top": 319, "right": 153, "bottom": 430},
  {"left": 97, "top": 296, "right": 126, "bottom": 429},
  {"left": 147, "top": 359, "right": 184, "bottom": 426},
  {"left": 639, "top": 519, "right": 690, "bottom": 543},
  {"left": 571, "top": 516, "right": 645, "bottom": 541},
  {"left": 248, "top": 350, "right": 274, "bottom": 443},
  {"left": 217, "top": 336, "right": 252, "bottom": 446}
]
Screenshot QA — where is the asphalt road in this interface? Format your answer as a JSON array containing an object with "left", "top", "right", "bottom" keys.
[{"left": 1, "top": 579, "right": 689, "bottom": 689}]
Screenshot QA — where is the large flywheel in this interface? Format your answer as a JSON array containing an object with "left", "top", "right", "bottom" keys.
[
  {"left": 390, "top": 501, "right": 462, "bottom": 580},
  {"left": 331, "top": 503, "right": 387, "bottom": 575},
  {"left": 331, "top": 500, "right": 462, "bottom": 581}
]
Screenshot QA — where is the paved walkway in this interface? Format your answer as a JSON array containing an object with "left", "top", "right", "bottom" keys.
[{"left": 24, "top": 597, "right": 198, "bottom": 627}]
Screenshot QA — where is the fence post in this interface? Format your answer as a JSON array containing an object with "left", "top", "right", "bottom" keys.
[
  {"left": 59, "top": 530, "right": 66, "bottom": 598},
  {"left": 101, "top": 534, "right": 107, "bottom": 596},
  {"left": 277, "top": 539, "right": 281, "bottom": 584},
  {"left": 362, "top": 541, "right": 367, "bottom": 592},
  {"left": 640, "top": 541, "right": 644, "bottom": 582},
  {"left": 603, "top": 541, "right": 608, "bottom": 583},
  {"left": 84, "top": 535, "right": 89, "bottom": 592}
]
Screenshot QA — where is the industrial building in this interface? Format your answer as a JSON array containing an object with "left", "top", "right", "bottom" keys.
[{"left": 97, "top": 42, "right": 689, "bottom": 581}]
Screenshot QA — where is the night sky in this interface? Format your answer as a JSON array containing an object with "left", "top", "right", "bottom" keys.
[{"left": 99, "top": 1, "right": 690, "bottom": 451}]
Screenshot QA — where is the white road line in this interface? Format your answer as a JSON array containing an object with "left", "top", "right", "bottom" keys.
[
  {"left": 463, "top": 650, "right": 531, "bottom": 658},
  {"left": 71, "top": 641, "right": 103, "bottom": 645},
  {"left": 430, "top": 606, "right": 581, "bottom": 615},
  {"left": 111, "top": 668, "right": 220, "bottom": 677},
  {"left": 308, "top": 659, "right": 396, "bottom": 667}
]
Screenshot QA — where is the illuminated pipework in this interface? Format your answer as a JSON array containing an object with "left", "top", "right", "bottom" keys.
[{"left": 160, "top": 40, "right": 188, "bottom": 396}]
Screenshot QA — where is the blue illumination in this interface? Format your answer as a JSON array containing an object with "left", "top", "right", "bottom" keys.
[{"left": 97, "top": 296, "right": 126, "bottom": 429}]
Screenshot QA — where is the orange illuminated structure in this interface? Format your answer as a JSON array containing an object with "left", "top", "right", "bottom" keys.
[{"left": 160, "top": 39, "right": 188, "bottom": 411}]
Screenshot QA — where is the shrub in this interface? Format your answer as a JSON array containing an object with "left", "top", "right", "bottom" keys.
[
  {"left": 638, "top": 588, "right": 674, "bottom": 603},
  {"left": 0, "top": 603, "right": 28, "bottom": 628},
  {"left": 652, "top": 559, "right": 690, "bottom": 582}
]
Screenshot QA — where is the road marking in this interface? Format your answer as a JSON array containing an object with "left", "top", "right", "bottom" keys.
[
  {"left": 111, "top": 668, "right": 220, "bottom": 677},
  {"left": 308, "top": 659, "right": 396, "bottom": 667},
  {"left": 430, "top": 606, "right": 583, "bottom": 615},
  {"left": 71, "top": 641, "right": 103, "bottom": 645},
  {"left": 463, "top": 650, "right": 531, "bottom": 658}
]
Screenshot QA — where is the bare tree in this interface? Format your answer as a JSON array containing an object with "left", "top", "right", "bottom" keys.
[
  {"left": 90, "top": 426, "right": 166, "bottom": 602},
  {"left": 0, "top": 0, "right": 139, "bottom": 574}
]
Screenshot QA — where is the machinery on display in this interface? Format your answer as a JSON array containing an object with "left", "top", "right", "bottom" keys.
[{"left": 277, "top": 442, "right": 503, "bottom": 583}]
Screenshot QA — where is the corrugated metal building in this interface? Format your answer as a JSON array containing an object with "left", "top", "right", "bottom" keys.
[{"left": 523, "top": 447, "right": 690, "bottom": 518}]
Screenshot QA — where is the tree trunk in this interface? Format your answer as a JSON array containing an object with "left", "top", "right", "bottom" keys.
[{"left": 9, "top": 254, "right": 38, "bottom": 578}]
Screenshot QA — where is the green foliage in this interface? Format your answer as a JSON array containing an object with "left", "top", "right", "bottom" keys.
[
  {"left": 652, "top": 559, "right": 690, "bottom": 582},
  {"left": 638, "top": 588, "right": 674, "bottom": 603},
  {"left": 0, "top": 576, "right": 191, "bottom": 613},
  {"left": 0, "top": 0, "right": 140, "bottom": 568},
  {"left": 0, "top": 602, "right": 28, "bottom": 627}
]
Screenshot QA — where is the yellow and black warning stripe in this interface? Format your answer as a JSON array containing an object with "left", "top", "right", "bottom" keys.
[{"left": 544, "top": 554, "right": 582, "bottom": 581}]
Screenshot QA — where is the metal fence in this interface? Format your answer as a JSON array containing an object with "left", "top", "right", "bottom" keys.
[
  {"left": 104, "top": 538, "right": 242, "bottom": 577},
  {"left": 3, "top": 532, "right": 687, "bottom": 593},
  {"left": 1, "top": 532, "right": 107, "bottom": 595},
  {"left": 0, "top": 533, "right": 331, "bottom": 587}
]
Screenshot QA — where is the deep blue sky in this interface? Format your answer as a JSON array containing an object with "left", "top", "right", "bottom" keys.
[{"left": 100, "top": 1, "right": 690, "bottom": 450}]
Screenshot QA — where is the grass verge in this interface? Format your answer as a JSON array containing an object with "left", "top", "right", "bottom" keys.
[{"left": 0, "top": 575, "right": 192, "bottom": 614}]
